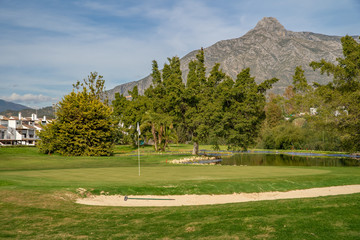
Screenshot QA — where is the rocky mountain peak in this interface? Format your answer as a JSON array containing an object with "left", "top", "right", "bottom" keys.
[
  {"left": 253, "top": 17, "right": 286, "bottom": 33},
  {"left": 107, "top": 17, "right": 345, "bottom": 101}
]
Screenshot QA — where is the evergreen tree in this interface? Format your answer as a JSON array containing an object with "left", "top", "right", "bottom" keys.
[
  {"left": 310, "top": 35, "right": 360, "bottom": 92},
  {"left": 112, "top": 49, "right": 278, "bottom": 154},
  {"left": 265, "top": 94, "right": 283, "bottom": 128},
  {"left": 310, "top": 35, "right": 360, "bottom": 151},
  {"left": 201, "top": 64, "right": 229, "bottom": 148},
  {"left": 144, "top": 57, "right": 184, "bottom": 151},
  {"left": 38, "top": 72, "right": 115, "bottom": 156},
  {"left": 113, "top": 57, "right": 185, "bottom": 151},
  {"left": 184, "top": 49, "right": 278, "bottom": 154},
  {"left": 289, "top": 66, "right": 314, "bottom": 113},
  {"left": 184, "top": 49, "right": 207, "bottom": 155},
  {"left": 113, "top": 86, "right": 148, "bottom": 146},
  {"left": 292, "top": 66, "right": 311, "bottom": 94},
  {"left": 220, "top": 68, "right": 278, "bottom": 150}
]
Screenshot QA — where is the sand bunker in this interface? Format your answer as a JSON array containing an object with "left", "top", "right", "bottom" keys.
[{"left": 76, "top": 185, "right": 360, "bottom": 207}]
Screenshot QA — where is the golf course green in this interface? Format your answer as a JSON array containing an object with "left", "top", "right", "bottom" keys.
[{"left": 1, "top": 146, "right": 359, "bottom": 239}]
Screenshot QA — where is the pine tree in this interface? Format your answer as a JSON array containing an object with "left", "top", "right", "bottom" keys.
[
  {"left": 184, "top": 49, "right": 207, "bottom": 155},
  {"left": 292, "top": 66, "right": 311, "bottom": 94},
  {"left": 183, "top": 49, "right": 278, "bottom": 154},
  {"left": 220, "top": 68, "right": 277, "bottom": 150},
  {"left": 143, "top": 57, "right": 184, "bottom": 151},
  {"left": 310, "top": 36, "right": 360, "bottom": 151},
  {"left": 310, "top": 35, "right": 360, "bottom": 92}
]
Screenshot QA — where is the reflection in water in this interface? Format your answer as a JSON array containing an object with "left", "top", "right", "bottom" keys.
[{"left": 221, "top": 153, "right": 360, "bottom": 167}]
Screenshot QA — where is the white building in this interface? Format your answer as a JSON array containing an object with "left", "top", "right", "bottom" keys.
[
  {"left": 0, "top": 113, "right": 51, "bottom": 146},
  {"left": 310, "top": 108, "right": 317, "bottom": 115}
]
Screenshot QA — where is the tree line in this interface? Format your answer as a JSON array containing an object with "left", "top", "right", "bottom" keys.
[
  {"left": 38, "top": 35, "right": 360, "bottom": 156},
  {"left": 259, "top": 35, "right": 360, "bottom": 152},
  {"left": 112, "top": 49, "right": 277, "bottom": 155}
]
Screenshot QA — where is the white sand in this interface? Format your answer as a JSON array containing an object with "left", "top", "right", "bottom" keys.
[{"left": 76, "top": 185, "right": 360, "bottom": 207}]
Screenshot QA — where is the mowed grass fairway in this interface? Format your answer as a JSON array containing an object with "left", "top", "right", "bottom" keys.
[{"left": 1, "top": 147, "right": 360, "bottom": 239}]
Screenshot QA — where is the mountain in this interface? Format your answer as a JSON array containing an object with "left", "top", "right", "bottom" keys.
[
  {"left": 0, "top": 99, "right": 30, "bottom": 113},
  {"left": 0, "top": 106, "right": 55, "bottom": 118},
  {"left": 107, "top": 17, "right": 348, "bottom": 100}
]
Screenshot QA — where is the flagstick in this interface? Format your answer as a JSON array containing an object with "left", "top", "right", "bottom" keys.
[{"left": 138, "top": 132, "right": 140, "bottom": 176}]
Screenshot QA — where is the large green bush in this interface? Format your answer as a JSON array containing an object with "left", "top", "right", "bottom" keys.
[
  {"left": 37, "top": 72, "right": 115, "bottom": 156},
  {"left": 259, "top": 121, "right": 343, "bottom": 151}
]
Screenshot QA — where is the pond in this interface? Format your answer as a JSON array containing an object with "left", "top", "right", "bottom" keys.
[{"left": 221, "top": 153, "right": 360, "bottom": 167}]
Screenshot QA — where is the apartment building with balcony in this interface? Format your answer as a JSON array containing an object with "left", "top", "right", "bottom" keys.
[{"left": 0, "top": 112, "right": 50, "bottom": 146}]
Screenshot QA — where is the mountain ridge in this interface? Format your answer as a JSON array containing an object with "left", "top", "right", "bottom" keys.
[
  {"left": 107, "top": 17, "right": 350, "bottom": 100},
  {"left": 0, "top": 99, "right": 30, "bottom": 113}
]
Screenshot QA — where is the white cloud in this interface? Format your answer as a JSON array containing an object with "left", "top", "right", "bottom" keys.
[
  {"left": 0, "top": 0, "right": 359, "bottom": 105},
  {"left": 147, "top": 1, "right": 249, "bottom": 54},
  {"left": 79, "top": 1, "right": 148, "bottom": 18},
  {"left": 2, "top": 93, "right": 57, "bottom": 104}
]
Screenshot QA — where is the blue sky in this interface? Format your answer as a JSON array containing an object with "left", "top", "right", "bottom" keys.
[{"left": 0, "top": 0, "right": 359, "bottom": 108}]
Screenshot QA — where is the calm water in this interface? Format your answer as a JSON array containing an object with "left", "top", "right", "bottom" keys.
[{"left": 221, "top": 153, "right": 360, "bottom": 167}]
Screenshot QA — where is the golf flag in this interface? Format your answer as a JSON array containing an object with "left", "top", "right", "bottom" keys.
[
  {"left": 137, "top": 122, "right": 141, "bottom": 176},
  {"left": 137, "top": 122, "right": 141, "bottom": 135}
]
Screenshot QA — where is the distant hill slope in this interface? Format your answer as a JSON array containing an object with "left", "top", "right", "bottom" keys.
[
  {"left": 0, "top": 99, "right": 30, "bottom": 112},
  {"left": 107, "top": 17, "right": 351, "bottom": 101},
  {"left": 0, "top": 106, "right": 55, "bottom": 119}
]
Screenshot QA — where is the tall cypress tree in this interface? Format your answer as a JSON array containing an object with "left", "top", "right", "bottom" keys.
[
  {"left": 184, "top": 49, "right": 207, "bottom": 155},
  {"left": 142, "top": 57, "right": 184, "bottom": 151}
]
